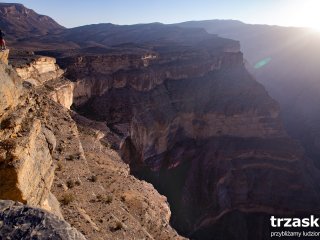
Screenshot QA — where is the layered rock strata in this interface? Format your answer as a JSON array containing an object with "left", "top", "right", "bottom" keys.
[
  {"left": 1, "top": 51, "right": 184, "bottom": 239},
  {"left": 10, "top": 53, "right": 74, "bottom": 109},
  {"left": 57, "top": 40, "right": 320, "bottom": 239},
  {"left": 0, "top": 61, "right": 62, "bottom": 216}
]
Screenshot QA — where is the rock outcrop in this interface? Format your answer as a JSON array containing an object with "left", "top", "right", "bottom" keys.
[
  {"left": 0, "top": 49, "right": 9, "bottom": 65},
  {"left": 0, "top": 61, "right": 62, "bottom": 217},
  {"left": 0, "top": 200, "right": 86, "bottom": 240},
  {"left": 10, "top": 53, "right": 74, "bottom": 109},
  {"left": 1, "top": 50, "right": 184, "bottom": 239},
  {"left": 0, "top": 61, "right": 21, "bottom": 116},
  {"left": 13, "top": 56, "right": 64, "bottom": 86}
]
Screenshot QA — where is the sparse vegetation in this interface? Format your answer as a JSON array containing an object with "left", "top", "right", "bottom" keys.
[
  {"left": 89, "top": 175, "right": 98, "bottom": 182},
  {"left": 60, "top": 193, "right": 75, "bottom": 205},
  {"left": 96, "top": 194, "right": 113, "bottom": 204},
  {"left": 56, "top": 161, "right": 63, "bottom": 171},
  {"left": 66, "top": 179, "right": 75, "bottom": 189},
  {"left": 66, "top": 154, "right": 75, "bottom": 161},
  {"left": 109, "top": 221, "right": 123, "bottom": 232}
]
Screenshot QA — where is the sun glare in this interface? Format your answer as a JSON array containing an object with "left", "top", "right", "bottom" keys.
[{"left": 286, "top": 0, "right": 320, "bottom": 32}]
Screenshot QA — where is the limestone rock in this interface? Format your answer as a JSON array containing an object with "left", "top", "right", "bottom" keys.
[
  {"left": 45, "top": 78, "right": 74, "bottom": 109},
  {"left": 14, "top": 56, "right": 64, "bottom": 86},
  {"left": 0, "top": 62, "right": 21, "bottom": 116},
  {"left": 0, "top": 61, "right": 61, "bottom": 217},
  {"left": 0, "top": 116, "right": 55, "bottom": 208},
  {"left": 58, "top": 39, "right": 320, "bottom": 238},
  {"left": 0, "top": 49, "right": 9, "bottom": 65},
  {"left": 0, "top": 200, "right": 86, "bottom": 240},
  {"left": 11, "top": 53, "right": 74, "bottom": 109}
]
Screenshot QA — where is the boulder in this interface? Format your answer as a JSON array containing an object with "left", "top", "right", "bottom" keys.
[{"left": 0, "top": 200, "right": 86, "bottom": 240}]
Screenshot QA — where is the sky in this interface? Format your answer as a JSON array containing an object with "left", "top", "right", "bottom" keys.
[{"left": 2, "top": 0, "right": 320, "bottom": 30}]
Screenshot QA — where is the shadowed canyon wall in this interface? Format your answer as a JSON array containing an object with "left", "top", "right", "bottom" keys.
[{"left": 53, "top": 38, "right": 320, "bottom": 239}]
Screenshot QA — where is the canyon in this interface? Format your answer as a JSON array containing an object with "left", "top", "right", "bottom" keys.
[
  {"left": 1, "top": 3, "right": 320, "bottom": 240},
  {"left": 177, "top": 20, "right": 320, "bottom": 170},
  {"left": 49, "top": 33, "right": 320, "bottom": 240}
]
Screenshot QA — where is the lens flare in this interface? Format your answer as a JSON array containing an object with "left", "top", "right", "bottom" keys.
[{"left": 254, "top": 57, "right": 272, "bottom": 69}]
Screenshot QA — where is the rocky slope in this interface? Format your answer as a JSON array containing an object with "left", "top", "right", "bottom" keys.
[
  {"left": 50, "top": 32, "right": 320, "bottom": 239},
  {"left": 0, "top": 50, "right": 184, "bottom": 239},
  {"left": 0, "top": 3, "right": 64, "bottom": 42}
]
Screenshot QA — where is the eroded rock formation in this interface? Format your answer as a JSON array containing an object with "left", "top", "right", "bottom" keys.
[
  {"left": 0, "top": 49, "right": 184, "bottom": 239},
  {"left": 0, "top": 49, "right": 9, "bottom": 65},
  {"left": 10, "top": 52, "right": 74, "bottom": 109},
  {"left": 56, "top": 37, "right": 320, "bottom": 239},
  {"left": 0, "top": 60, "right": 61, "bottom": 216}
]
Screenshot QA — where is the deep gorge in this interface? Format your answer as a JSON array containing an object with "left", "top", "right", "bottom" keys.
[{"left": 51, "top": 38, "right": 320, "bottom": 239}]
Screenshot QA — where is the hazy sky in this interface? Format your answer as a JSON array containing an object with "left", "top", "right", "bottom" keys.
[{"left": 2, "top": 0, "right": 320, "bottom": 30}]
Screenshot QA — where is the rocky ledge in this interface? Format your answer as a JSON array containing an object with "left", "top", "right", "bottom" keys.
[{"left": 0, "top": 49, "right": 185, "bottom": 239}]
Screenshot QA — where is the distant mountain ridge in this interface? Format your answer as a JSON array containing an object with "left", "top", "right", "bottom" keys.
[{"left": 0, "top": 3, "right": 64, "bottom": 41}]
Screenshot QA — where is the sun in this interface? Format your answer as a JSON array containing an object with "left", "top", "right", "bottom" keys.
[{"left": 286, "top": 0, "right": 320, "bottom": 32}]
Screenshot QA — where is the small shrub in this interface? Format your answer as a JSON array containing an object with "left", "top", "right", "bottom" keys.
[
  {"left": 97, "top": 194, "right": 113, "bottom": 204},
  {"left": 110, "top": 221, "right": 123, "bottom": 232},
  {"left": 75, "top": 180, "right": 81, "bottom": 186},
  {"left": 89, "top": 175, "right": 98, "bottom": 182},
  {"left": 60, "top": 193, "right": 75, "bottom": 205},
  {"left": 56, "top": 161, "right": 63, "bottom": 171},
  {"left": 66, "top": 179, "right": 75, "bottom": 189}
]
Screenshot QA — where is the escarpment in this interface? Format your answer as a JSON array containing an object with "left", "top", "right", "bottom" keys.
[
  {"left": 0, "top": 60, "right": 58, "bottom": 211},
  {"left": 0, "top": 50, "right": 185, "bottom": 239},
  {"left": 10, "top": 52, "right": 74, "bottom": 109},
  {"left": 54, "top": 37, "right": 320, "bottom": 239}
]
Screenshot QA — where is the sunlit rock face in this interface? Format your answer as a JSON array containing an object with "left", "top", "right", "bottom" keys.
[
  {"left": 53, "top": 36, "right": 320, "bottom": 239},
  {"left": 13, "top": 56, "right": 63, "bottom": 86},
  {"left": 10, "top": 54, "right": 74, "bottom": 109},
  {"left": 0, "top": 61, "right": 64, "bottom": 218},
  {"left": 0, "top": 50, "right": 9, "bottom": 65}
]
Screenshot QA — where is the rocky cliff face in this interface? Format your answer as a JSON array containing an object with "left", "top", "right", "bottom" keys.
[
  {"left": 178, "top": 20, "right": 320, "bottom": 172},
  {"left": 0, "top": 50, "right": 9, "bottom": 65},
  {"left": 0, "top": 50, "right": 184, "bottom": 239},
  {"left": 10, "top": 53, "right": 74, "bottom": 109},
  {"left": 56, "top": 38, "right": 320, "bottom": 239},
  {"left": 0, "top": 58, "right": 62, "bottom": 216}
]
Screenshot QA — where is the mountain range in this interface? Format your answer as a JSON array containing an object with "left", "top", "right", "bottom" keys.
[{"left": 1, "top": 3, "right": 320, "bottom": 240}]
